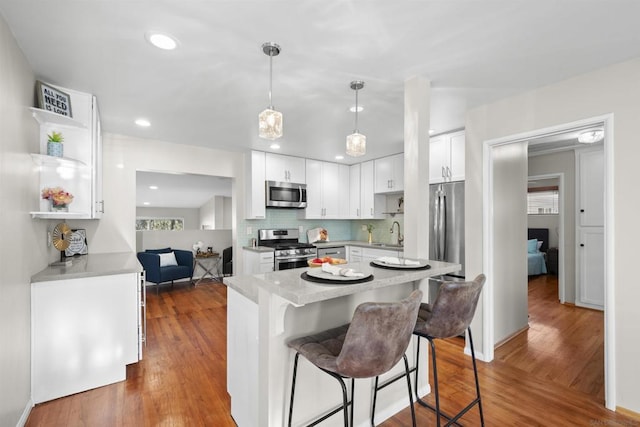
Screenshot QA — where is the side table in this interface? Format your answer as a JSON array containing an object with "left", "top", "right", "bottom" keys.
[
  {"left": 547, "top": 247, "right": 559, "bottom": 275},
  {"left": 191, "top": 255, "right": 221, "bottom": 285}
]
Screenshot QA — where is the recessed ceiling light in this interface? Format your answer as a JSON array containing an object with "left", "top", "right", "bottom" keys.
[
  {"left": 135, "top": 118, "right": 151, "bottom": 127},
  {"left": 149, "top": 185, "right": 158, "bottom": 190},
  {"left": 578, "top": 129, "right": 604, "bottom": 143},
  {"left": 429, "top": 129, "right": 435, "bottom": 135},
  {"left": 335, "top": 155, "right": 344, "bottom": 160},
  {"left": 145, "top": 32, "right": 178, "bottom": 50},
  {"left": 116, "top": 163, "right": 124, "bottom": 169},
  {"left": 270, "top": 143, "right": 280, "bottom": 149},
  {"left": 349, "top": 105, "right": 364, "bottom": 113},
  {"left": 143, "top": 202, "right": 150, "bottom": 206}
]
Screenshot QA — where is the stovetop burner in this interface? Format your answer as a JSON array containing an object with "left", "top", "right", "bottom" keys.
[{"left": 258, "top": 229, "right": 317, "bottom": 257}]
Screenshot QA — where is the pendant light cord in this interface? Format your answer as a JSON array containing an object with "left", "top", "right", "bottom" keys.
[
  {"left": 354, "top": 87, "right": 359, "bottom": 132},
  {"left": 268, "top": 52, "right": 274, "bottom": 109}
]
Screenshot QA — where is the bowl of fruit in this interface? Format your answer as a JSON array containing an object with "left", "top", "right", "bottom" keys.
[{"left": 308, "top": 256, "right": 348, "bottom": 267}]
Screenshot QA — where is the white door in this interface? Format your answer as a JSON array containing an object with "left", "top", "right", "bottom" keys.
[{"left": 577, "top": 227, "right": 605, "bottom": 309}]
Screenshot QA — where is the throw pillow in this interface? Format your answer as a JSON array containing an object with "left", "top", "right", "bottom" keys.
[
  {"left": 527, "top": 239, "right": 538, "bottom": 254},
  {"left": 159, "top": 251, "right": 178, "bottom": 267}
]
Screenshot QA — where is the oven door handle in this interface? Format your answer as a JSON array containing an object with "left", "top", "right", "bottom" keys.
[{"left": 275, "top": 256, "right": 314, "bottom": 262}]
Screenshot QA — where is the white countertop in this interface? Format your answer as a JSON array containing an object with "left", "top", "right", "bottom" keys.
[
  {"left": 31, "top": 252, "right": 143, "bottom": 283},
  {"left": 224, "top": 259, "right": 460, "bottom": 305}
]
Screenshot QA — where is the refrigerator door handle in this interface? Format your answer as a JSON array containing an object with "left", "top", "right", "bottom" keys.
[
  {"left": 438, "top": 193, "right": 447, "bottom": 260},
  {"left": 434, "top": 193, "right": 441, "bottom": 259}
]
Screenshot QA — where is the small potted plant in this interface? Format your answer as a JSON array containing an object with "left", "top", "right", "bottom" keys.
[
  {"left": 366, "top": 223, "right": 375, "bottom": 244},
  {"left": 47, "top": 131, "right": 64, "bottom": 157}
]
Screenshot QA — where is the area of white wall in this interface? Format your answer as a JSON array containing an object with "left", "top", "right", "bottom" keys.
[
  {"left": 137, "top": 206, "right": 200, "bottom": 230},
  {"left": 80, "top": 133, "right": 245, "bottom": 271},
  {"left": 492, "top": 142, "right": 529, "bottom": 344},
  {"left": 0, "top": 15, "right": 49, "bottom": 425},
  {"left": 466, "top": 58, "right": 640, "bottom": 412},
  {"left": 199, "top": 197, "right": 216, "bottom": 229}
]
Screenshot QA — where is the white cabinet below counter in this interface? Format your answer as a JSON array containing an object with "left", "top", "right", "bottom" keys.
[
  {"left": 347, "top": 245, "right": 403, "bottom": 263},
  {"left": 31, "top": 253, "right": 143, "bottom": 404},
  {"left": 243, "top": 248, "right": 275, "bottom": 274}
]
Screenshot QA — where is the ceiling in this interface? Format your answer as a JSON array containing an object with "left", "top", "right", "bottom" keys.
[
  {"left": 2, "top": 1, "right": 639, "bottom": 166},
  {"left": 136, "top": 171, "right": 232, "bottom": 208}
]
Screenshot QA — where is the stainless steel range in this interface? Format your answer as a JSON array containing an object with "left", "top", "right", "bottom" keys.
[{"left": 258, "top": 229, "right": 317, "bottom": 270}]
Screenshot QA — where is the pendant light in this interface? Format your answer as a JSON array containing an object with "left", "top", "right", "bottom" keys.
[
  {"left": 258, "top": 42, "right": 283, "bottom": 140},
  {"left": 346, "top": 80, "right": 366, "bottom": 157}
]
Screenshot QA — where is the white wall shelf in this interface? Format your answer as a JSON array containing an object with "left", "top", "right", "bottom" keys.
[{"left": 29, "top": 107, "right": 87, "bottom": 129}]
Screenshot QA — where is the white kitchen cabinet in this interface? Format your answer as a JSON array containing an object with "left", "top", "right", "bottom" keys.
[
  {"left": 31, "top": 272, "right": 142, "bottom": 403},
  {"left": 349, "top": 164, "right": 361, "bottom": 218},
  {"left": 348, "top": 246, "right": 362, "bottom": 262},
  {"left": 429, "top": 130, "right": 465, "bottom": 183},
  {"left": 374, "top": 153, "right": 404, "bottom": 193},
  {"left": 577, "top": 227, "right": 605, "bottom": 309},
  {"left": 30, "top": 84, "right": 103, "bottom": 219},
  {"left": 303, "top": 159, "right": 347, "bottom": 219},
  {"left": 361, "top": 161, "right": 385, "bottom": 219},
  {"left": 577, "top": 149, "right": 604, "bottom": 227},
  {"left": 265, "top": 152, "right": 305, "bottom": 183},
  {"left": 362, "top": 247, "right": 403, "bottom": 263},
  {"left": 243, "top": 249, "right": 274, "bottom": 274},
  {"left": 246, "top": 150, "right": 266, "bottom": 219},
  {"left": 576, "top": 147, "right": 605, "bottom": 310}
]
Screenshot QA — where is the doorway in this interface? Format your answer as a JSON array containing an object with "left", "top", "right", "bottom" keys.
[{"left": 482, "top": 114, "right": 614, "bottom": 409}]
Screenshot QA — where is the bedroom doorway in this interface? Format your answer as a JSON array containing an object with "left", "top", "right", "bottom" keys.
[
  {"left": 527, "top": 173, "right": 565, "bottom": 303},
  {"left": 483, "top": 114, "right": 613, "bottom": 409}
]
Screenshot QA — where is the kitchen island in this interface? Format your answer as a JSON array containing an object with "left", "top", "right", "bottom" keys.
[{"left": 224, "top": 259, "right": 461, "bottom": 427}]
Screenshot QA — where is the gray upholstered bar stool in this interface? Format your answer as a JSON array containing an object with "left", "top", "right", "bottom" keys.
[
  {"left": 287, "top": 290, "right": 423, "bottom": 427},
  {"left": 413, "top": 274, "right": 486, "bottom": 427}
]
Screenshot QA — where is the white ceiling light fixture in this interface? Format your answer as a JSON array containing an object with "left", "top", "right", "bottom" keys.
[
  {"left": 149, "top": 185, "right": 158, "bottom": 190},
  {"left": 270, "top": 143, "right": 280, "bottom": 150},
  {"left": 258, "top": 42, "right": 283, "bottom": 140},
  {"left": 346, "top": 80, "right": 366, "bottom": 157},
  {"left": 146, "top": 32, "right": 178, "bottom": 50},
  {"left": 135, "top": 118, "right": 151, "bottom": 127},
  {"left": 578, "top": 129, "right": 604, "bottom": 143}
]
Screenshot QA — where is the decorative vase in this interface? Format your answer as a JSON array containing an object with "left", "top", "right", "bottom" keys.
[
  {"left": 49, "top": 201, "right": 69, "bottom": 212},
  {"left": 368, "top": 231, "right": 372, "bottom": 244},
  {"left": 47, "top": 141, "right": 63, "bottom": 157}
]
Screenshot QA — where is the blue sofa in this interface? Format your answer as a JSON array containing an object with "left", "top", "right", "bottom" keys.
[{"left": 137, "top": 247, "right": 194, "bottom": 286}]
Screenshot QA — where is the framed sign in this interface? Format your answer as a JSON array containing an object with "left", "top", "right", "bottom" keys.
[
  {"left": 36, "top": 81, "right": 73, "bottom": 118},
  {"left": 65, "top": 229, "right": 88, "bottom": 256}
]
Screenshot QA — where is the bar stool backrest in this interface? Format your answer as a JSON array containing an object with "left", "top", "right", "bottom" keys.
[
  {"left": 417, "top": 274, "right": 486, "bottom": 339},
  {"left": 336, "top": 289, "right": 423, "bottom": 378}
]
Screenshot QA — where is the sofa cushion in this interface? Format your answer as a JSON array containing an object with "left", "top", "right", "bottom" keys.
[
  {"left": 146, "top": 247, "right": 172, "bottom": 254},
  {"left": 159, "top": 251, "right": 178, "bottom": 267}
]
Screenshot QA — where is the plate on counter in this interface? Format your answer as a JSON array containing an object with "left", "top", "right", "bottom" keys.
[
  {"left": 301, "top": 269, "right": 373, "bottom": 284},
  {"left": 370, "top": 259, "right": 431, "bottom": 270}
]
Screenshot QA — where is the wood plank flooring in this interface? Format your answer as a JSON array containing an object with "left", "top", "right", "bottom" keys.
[{"left": 26, "top": 277, "right": 638, "bottom": 426}]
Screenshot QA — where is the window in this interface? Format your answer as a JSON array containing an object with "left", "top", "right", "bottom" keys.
[
  {"left": 527, "top": 187, "right": 559, "bottom": 215},
  {"left": 136, "top": 218, "right": 184, "bottom": 231}
]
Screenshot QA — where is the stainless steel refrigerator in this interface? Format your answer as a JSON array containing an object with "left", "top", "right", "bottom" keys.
[{"left": 429, "top": 181, "right": 465, "bottom": 300}]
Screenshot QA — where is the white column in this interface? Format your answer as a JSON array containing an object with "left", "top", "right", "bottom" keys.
[{"left": 403, "top": 77, "right": 431, "bottom": 259}]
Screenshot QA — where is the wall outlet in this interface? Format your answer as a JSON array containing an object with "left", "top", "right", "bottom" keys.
[
  {"left": 361, "top": 225, "right": 367, "bottom": 231},
  {"left": 298, "top": 225, "right": 303, "bottom": 233},
  {"left": 247, "top": 226, "right": 253, "bottom": 235},
  {"left": 47, "top": 230, "right": 52, "bottom": 247}
]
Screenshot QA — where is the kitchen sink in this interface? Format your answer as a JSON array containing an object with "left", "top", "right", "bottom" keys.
[{"left": 370, "top": 243, "right": 404, "bottom": 249}]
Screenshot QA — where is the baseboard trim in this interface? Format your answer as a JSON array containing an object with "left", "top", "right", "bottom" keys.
[
  {"left": 616, "top": 406, "right": 640, "bottom": 420},
  {"left": 494, "top": 325, "right": 529, "bottom": 348},
  {"left": 16, "top": 398, "right": 33, "bottom": 427}
]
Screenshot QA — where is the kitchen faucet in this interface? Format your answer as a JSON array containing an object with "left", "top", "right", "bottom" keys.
[{"left": 390, "top": 221, "right": 404, "bottom": 246}]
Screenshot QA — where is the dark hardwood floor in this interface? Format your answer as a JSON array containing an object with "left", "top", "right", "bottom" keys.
[{"left": 26, "top": 276, "right": 638, "bottom": 426}]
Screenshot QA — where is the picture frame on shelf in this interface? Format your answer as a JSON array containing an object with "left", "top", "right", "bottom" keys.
[
  {"left": 65, "top": 229, "right": 88, "bottom": 256},
  {"left": 36, "top": 81, "right": 73, "bottom": 118}
]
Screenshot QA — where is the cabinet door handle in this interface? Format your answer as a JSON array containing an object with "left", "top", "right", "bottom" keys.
[
  {"left": 370, "top": 207, "right": 373, "bottom": 216},
  {"left": 98, "top": 200, "right": 105, "bottom": 213},
  {"left": 442, "top": 167, "right": 446, "bottom": 178},
  {"left": 357, "top": 208, "right": 360, "bottom": 217},
  {"left": 447, "top": 167, "right": 451, "bottom": 179}
]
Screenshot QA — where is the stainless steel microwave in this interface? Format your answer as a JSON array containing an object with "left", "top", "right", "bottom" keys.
[{"left": 265, "top": 181, "right": 307, "bottom": 208}]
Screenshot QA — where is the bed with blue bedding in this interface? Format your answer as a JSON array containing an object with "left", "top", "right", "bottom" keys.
[{"left": 528, "top": 228, "right": 548, "bottom": 276}]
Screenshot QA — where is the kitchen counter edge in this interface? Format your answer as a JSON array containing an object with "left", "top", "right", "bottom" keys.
[{"left": 31, "top": 252, "right": 143, "bottom": 283}]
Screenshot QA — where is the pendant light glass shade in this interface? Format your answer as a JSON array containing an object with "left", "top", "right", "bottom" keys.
[
  {"left": 346, "top": 132, "right": 366, "bottom": 157},
  {"left": 346, "top": 81, "right": 366, "bottom": 156},
  {"left": 259, "top": 42, "right": 283, "bottom": 140}
]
